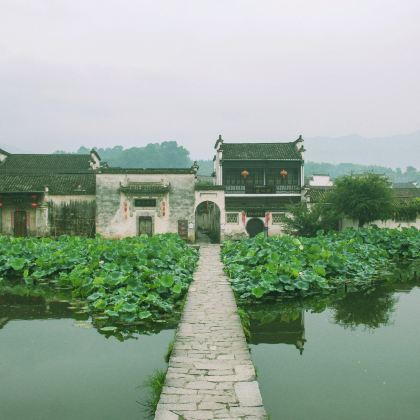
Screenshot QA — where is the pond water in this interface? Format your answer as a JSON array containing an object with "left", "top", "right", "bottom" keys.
[
  {"left": 0, "top": 286, "right": 174, "bottom": 420},
  {"left": 247, "top": 282, "right": 420, "bottom": 420}
]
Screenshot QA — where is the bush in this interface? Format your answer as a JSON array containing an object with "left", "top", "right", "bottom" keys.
[{"left": 280, "top": 203, "right": 339, "bottom": 236}]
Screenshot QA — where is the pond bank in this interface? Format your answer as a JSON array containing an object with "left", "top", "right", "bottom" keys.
[{"left": 155, "top": 245, "right": 267, "bottom": 419}]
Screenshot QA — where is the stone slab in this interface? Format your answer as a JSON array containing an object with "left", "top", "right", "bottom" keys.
[{"left": 155, "top": 245, "right": 267, "bottom": 419}]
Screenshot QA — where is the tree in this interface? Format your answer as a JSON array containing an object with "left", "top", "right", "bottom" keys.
[
  {"left": 74, "top": 141, "right": 191, "bottom": 168},
  {"left": 328, "top": 173, "right": 394, "bottom": 227},
  {"left": 280, "top": 203, "right": 339, "bottom": 237}
]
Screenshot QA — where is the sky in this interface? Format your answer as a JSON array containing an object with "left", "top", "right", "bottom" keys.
[{"left": 0, "top": 0, "right": 419, "bottom": 159}]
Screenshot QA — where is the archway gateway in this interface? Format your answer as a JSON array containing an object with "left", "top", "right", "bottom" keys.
[
  {"left": 195, "top": 201, "right": 221, "bottom": 243},
  {"left": 246, "top": 217, "right": 264, "bottom": 238}
]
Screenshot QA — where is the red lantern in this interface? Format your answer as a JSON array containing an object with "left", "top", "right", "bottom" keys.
[
  {"left": 241, "top": 170, "right": 250, "bottom": 178},
  {"left": 280, "top": 169, "right": 288, "bottom": 177},
  {"left": 31, "top": 203, "right": 38, "bottom": 208}
]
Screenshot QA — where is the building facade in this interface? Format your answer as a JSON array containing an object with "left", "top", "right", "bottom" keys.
[
  {"left": 96, "top": 167, "right": 198, "bottom": 241},
  {"left": 0, "top": 136, "right": 308, "bottom": 241},
  {"left": 213, "top": 135, "right": 305, "bottom": 239},
  {"left": 0, "top": 149, "right": 99, "bottom": 237}
]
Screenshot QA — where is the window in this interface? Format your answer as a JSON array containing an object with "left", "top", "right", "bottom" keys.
[
  {"left": 134, "top": 199, "right": 157, "bottom": 207},
  {"left": 224, "top": 169, "right": 245, "bottom": 186},
  {"left": 272, "top": 213, "right": 285, "bottom": 224},
  {"left": 226, "top": 213, "right": 239, "bottom": 224}
]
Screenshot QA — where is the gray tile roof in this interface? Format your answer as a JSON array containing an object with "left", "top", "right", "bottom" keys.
[
  {"left": 221, "top": 142, "right": 302, "bottom": 160},
  {"left": 0, "top": 174, "right": 96, "bottom": 195},
  {"left": 393, "top": 187, "right": 420, "bottom": 200},
  {"left": 0, "top": 154, "right": 94, "bottom": 174},
  {"left": 306, "top": 187, "right": 334, "bottom": 203},
  {"left": 119, "top": 182, "right": 170, "bottom": 194},
  {"left": 97, "top": 167, "right": 196, "bottom": 174}
]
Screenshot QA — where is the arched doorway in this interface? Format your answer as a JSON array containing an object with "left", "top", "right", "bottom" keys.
[
  {"left": 195, "top": 201, "right": 221, "bottom": 243},
  {"left": 246, "top": 218, "right": 264, "bottom": 238}
]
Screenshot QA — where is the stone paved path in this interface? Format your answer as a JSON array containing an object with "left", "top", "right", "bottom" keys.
[{"left": 155, "top": 245, "right": 267, "bottom": 420}]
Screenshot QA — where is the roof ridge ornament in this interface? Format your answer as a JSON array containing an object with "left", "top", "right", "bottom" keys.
[
  {"left": 294, "top": 134, "right": 304, "bottom": 143},
  {"left": 214, "top": 134, "right": 224, "bottom": 149},
  {"left": 191, "top": 161, "right": 199, "bottom": 173}
]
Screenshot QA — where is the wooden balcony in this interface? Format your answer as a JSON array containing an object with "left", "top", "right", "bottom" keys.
[{"left": 225, "top": 184, "right": 301, "bottom": 194}]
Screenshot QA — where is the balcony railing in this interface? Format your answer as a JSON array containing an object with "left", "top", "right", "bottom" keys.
[{"left": 225, "top": 184, "right": 301, "bottom": 194}]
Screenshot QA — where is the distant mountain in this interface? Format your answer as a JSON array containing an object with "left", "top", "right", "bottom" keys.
[
  {"left": 0, "top": 143, "right": 27, "bottom": 153},
  {"left": 305, "top": 131, "right": 420, "bottom": 169}
]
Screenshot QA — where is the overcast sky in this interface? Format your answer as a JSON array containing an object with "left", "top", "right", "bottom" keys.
[{"left": 0, "top": 0, "right": 419, "bottom": 159}]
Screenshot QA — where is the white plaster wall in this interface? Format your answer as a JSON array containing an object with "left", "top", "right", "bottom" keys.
[
  {"left": 340, "top": 217, "right": 360, "bottom": 230},
  {"left": 0, "top": 206, "right": 37, "bottom": 235},
  {"left": 368, "top": 219, "right": 420, "bottom": 229},
  {"left": 341, "top": 217, "right": 420, "bottom": 230},
  {"left": 223, "top": 211, "right": 288, "bottom": 239},
  {"left": 96, "top": 173, "right": 196, "bottom": 239},
  {"left": 214, "top": 146, "right": 223, "bottom": 185},
  {"left": 309, "top": 175, "right": 333, "bottom": 187}
]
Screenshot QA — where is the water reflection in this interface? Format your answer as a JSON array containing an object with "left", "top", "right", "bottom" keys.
[
  {"left": 246, "top": 281, "right": 419, "bottom": 354},
  {"left": 332, "top": 286, "right": 398, "bottom": 330},
  {"left": 0, "top": 283, "right": 177, "bottom": 339},
  {"left": 248, "top": 306, "right": 306, "bottom": 354},
  {"left": 249, "top": 282, "right": 420, "bottom": 420}
]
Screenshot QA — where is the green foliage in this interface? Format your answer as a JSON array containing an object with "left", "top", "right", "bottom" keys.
[
  {"left": 143, "top": 369, "right": 167, "bottom": 416},
  {"left": 305, "top": 162, "right": 420, "bottom": 185},
  {"left": 78, "top": 142, "right": 191, "bottom": 168},
  {"left": 0, "top": 234, "right": 198, "bottom": 325},
  {"left": 329, "top": 174, "right": 394, "bottom": 226},
  {"left": 237, "top": 307, "right": 251, "bottom": 341},
  {"left": 164, "top": 339, "right": 175, "bottom": 363},
  {"left": 195, "top": 160, "right": 214, "bottom": 176},
  {"left": 393, "top": 198, "right": 420, "bottom": 222},
  {"left": 221, "top": 228, "right": 420, "bottom": 301},
  {"left": 280, "top": 203, "right": 339, "bottom": 236}
]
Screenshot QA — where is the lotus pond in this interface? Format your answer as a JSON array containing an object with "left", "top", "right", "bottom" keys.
[
  {"left": 246, "top": 280, "right": 420, "bottom": 420},
  {"left": 0, "top": 234, "right": 198, "bottom": 327},
  {"left": 223, "top": 228, "right": 420, "bottom": 419},
  {"left": 0, "top": 234, "right": 198, "bottom": 419},
  {"left": 222, "top": 228, "right": 420, "bottom": 299},
  {"left": 0, "top": 284, "right": 174, "bottom": 420}
]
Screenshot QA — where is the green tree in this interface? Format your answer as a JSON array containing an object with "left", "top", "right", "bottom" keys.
[
  {"left": 76, "top": 141, "right": 191, "bottom": 168},
  {"left": 393, "top": 198, "right": 420, "bottom": 222},
  {"left": 328, "top": 173, "right": 394, "bottom": 227},
  {"left": 280, "top": 203, "right": 339, "bottom": 237}
]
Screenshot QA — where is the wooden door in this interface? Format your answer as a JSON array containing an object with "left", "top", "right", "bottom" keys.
[
  {"left": 138, "top": 216, "right": 153, "bottom": 236},
  {"left": 14, "top": 211, "right": 28, "bottom": 237}
]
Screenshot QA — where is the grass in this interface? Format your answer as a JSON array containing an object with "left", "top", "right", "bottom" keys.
[
  {"left": 164, "top": 338, "right": 175, "bottom": 363},
  {"left": 142, "top": 335, "right": 176, "bottom": 416},
  {"left": 142, "top": 369, "right": 167, "bottom": 417},
  {"left": 237, "top": 307, "right": 251, "bottom": 342}
]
